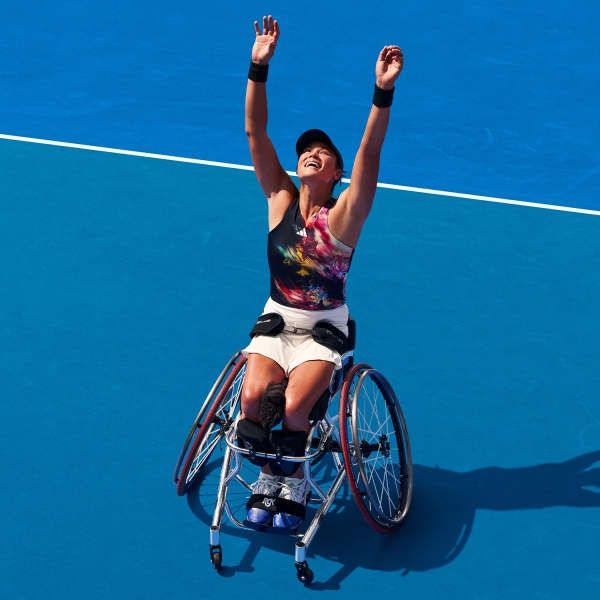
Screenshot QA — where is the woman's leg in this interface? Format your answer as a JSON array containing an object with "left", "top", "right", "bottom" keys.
[
  {"left": 240, "top": 354, "right": 287, "bottom": 524},
  {"left": 284, "top": 359, "right": 335, "bottom": 433},
  {"left": 272, "top": 359, "right": 335, "bottom": 528},
  {"left": 281, "top": 360, "right": 335, "bottom": 480},
  {"left": 241, "top": 353, "right": 286, "bottom": 422}
]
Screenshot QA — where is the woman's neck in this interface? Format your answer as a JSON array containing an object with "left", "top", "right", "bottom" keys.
[{"left": 298, "top": 182, "right": 331, "bottom": 221}]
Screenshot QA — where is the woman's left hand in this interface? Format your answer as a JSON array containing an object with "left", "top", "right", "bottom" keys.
[{"left": 375, "top": 45, "right": 403, "bottom": 90}]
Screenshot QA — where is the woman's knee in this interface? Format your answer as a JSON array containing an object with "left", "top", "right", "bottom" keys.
[
  {"left": 241, "top": 381, "right": 265, "bottom": 421},
  {"left": 241, "top": 354, "right": 286, "bottom": 421},
  {"left": 241, "top": 375, "right": 285, "bottom": 421},
  {"left": 281, "top": 391, "right": 313, "bottom": 431}
]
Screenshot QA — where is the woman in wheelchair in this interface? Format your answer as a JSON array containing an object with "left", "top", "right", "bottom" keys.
[{"left": 240, "top": 15, "right": 403, "bottom": 530}]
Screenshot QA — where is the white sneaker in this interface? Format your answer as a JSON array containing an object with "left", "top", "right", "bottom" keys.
[
  {"left": 247, "top": 473, "right": 281, "bottom": 525},
  {"left": 273, "top": 476, "right": 309, "bottom": 529}
]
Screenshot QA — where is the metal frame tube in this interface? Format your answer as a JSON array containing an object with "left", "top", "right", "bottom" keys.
[
  {"left": 295, "top": 542, "right": 306, "bottom": 563},
  {"left": 210, "top": 526, "right": 220, "bottom": 546},
  {"left": 224, "top": 417, "right": 333, "bottom": 464},
  {"left": 211, "top": 444, "right": 234, "bottom": 531},
  {"left": 305, "top": 463, "right": 327, "bottom": 502},
  {"left": 298, "top": 467, "right": 347, "bottom": 553}
]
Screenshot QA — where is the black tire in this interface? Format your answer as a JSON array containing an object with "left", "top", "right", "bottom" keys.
[
  {"left": 340, "top": 364, "right": 412, "bottom": 533},
  {"left": 297, "top": 567, "right": 314, "bottom": 584}
]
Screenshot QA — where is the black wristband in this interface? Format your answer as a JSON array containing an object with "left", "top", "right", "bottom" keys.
[
  {"left": 373, "top": 84, "right": 394, "bottom": 108},
  {"left": 248, "top": 61, "right": 269, "bottom": 83}
]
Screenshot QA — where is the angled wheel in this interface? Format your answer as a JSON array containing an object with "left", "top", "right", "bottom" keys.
[
  {"left": 339, "top": 363, "right": 412, "bottom": 533},
  {"left": 173, "top": 352, "right": 246, "bottom": 496},
  {"left": 295, "top": 561, "right": 314, "bottom": 584},
  {"left": 210, "top": 545, "right": 223, "bottom": 570}
]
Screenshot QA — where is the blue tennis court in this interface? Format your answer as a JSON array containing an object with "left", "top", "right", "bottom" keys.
[{"left": 1, "top": 1, "right": 599, "bottom": 598}]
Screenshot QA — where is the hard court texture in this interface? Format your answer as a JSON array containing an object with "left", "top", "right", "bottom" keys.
[
  {"left": 1, "top": 138, "right": 599, "bottom": 599},
  {"left": 2, "top": 0, "right": 599, "bottom": 596},
  {"left": 2, "top": 0, "right": 600, "bottom": 210}
]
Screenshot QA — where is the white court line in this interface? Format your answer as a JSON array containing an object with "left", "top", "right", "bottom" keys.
[
  {"left": 2, "top": 133, "right": 599, "bottom": 216},
  {"left": 0, "top": 134, "right": 255, "bottom": 171}
]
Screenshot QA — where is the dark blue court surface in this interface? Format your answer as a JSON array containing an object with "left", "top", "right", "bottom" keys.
[
  {"left": 2, "top": 0, "right": 600, "bottom": 209},
  {"left": 1, "top": 138, "right": 599, "bottom": 598}
]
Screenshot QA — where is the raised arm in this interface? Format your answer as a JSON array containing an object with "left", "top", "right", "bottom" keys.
[
  {"left": 332, "top": 46, "right": 404, "bottom": 247},
  {"left": 245, "top": 16, "right": 296, "bottom": 221}
]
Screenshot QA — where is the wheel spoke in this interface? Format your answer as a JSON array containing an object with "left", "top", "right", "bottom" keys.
[
  {"left": 176, "top": 355, "right": 246, "bottom": 495},
  {"left": 361, "top": 457, "right": 402, "bottom": 487},
  {"left": 187, "top": 432, "right": 220, "bottom": 482}
]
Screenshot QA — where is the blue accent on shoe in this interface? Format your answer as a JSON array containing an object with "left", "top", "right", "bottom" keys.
[
  {"left": 247, "top": 507, "right": 273, "bottom": 525},
  {"left": 273, "top": 511, "right": 302, "bottom": 529}
]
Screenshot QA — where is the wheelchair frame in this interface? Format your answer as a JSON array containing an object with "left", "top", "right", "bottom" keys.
[{"left": 173, "top": 345, "right": 413, "bottom": 584}]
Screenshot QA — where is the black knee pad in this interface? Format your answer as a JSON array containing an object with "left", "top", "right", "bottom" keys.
[
  {"left": 269, "top": 429, "right": 308, "bottom": 477},
  {"left": 237, "top": 418, "right": 271, "bottom": 467},
  {"left": 260, "top": 378, "right": 288, "bottom": 431}
]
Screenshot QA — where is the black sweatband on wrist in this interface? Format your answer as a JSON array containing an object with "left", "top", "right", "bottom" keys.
[
  {"left": 373, "top": 84, "right": 394, "bottom": 108},
  {"left": 248, "top": 61, "right": 269, "bottom": 83}
]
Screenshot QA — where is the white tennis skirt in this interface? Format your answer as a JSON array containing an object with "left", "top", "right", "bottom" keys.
[{"left": 242, "top": 298, "right": 350, "bottom": 376}]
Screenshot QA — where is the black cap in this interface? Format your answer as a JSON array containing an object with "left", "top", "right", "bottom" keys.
[{"left": 296, "top": 129, "right": 344, "bottom": 172}]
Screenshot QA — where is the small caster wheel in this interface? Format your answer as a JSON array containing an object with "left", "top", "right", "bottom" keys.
[
  {"left": 210, "top": 544, "right": 222, "bottom": 570},
  {"left": 295, "top": 561, "right": 314, "bottom": 584}
]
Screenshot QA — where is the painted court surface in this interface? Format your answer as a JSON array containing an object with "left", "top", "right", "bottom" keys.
[
  {"left": 1, "top": 138, "right": 599, "bottom": 598},
  {"left": 1, "top": 1, "right": 600, "bottom": 598}
]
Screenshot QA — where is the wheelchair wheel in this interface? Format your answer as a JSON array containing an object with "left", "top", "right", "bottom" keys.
[
  {"left": 173, "top": 352, "right": 247, "bottom": 496},
  {"left": 339, "top": 363, "right": 412, "bottom": 533}
]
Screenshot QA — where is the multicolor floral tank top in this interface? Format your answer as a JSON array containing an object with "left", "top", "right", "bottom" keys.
[{"left": 267, "top": 197, "right": 354, "bottom": 310}]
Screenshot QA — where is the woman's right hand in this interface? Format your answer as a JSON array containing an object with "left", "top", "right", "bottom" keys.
[{"left": 252, "top": 15, "right": 280, "bottom": 65}]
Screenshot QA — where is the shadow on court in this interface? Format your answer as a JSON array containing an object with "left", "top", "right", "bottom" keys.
[{"left": 186, "top": 451, "right": 600, "bottom": 590}]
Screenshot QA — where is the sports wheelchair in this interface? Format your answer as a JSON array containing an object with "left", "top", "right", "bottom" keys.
[{"left": 173, "top": 319, "right": 413, "bottom": 584}]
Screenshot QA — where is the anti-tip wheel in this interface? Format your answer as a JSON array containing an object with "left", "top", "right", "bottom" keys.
[
  {"left": 212, "top": 552, "right": 222, "bottom": 570},
  {"left": 210, "top": 545, "right": 223, "bottom": 571},
  {"left": 295, "top": 561, "right": 314, "bottom": 584}
]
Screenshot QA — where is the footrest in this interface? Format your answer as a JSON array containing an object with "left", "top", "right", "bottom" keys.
[
  {"left": 246, "top": 493, "right": 278, "bottom": 512},
  {"left": 246, "top": 494, "right": 309, "bottom": 520},
  {"left": 242, "top": 520, "right": 299, "bottom": 536}
]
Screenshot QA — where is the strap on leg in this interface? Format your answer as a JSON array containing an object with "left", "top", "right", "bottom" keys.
[
  {"left": 237, "top": 419, "right": 271, "bottom": 467},
  {"left": 268, "top": 429, "right": 308, "bottom": 477}
]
